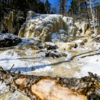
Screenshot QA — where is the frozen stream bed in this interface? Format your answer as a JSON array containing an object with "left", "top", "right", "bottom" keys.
[
  {"left": 0, "top": 36, "right": 100, "bottom": 78},
  {"left": 0, "top": 36, "right": 100, "bottom": 100}
]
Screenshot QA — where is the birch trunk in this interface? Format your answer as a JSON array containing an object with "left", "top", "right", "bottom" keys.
[{"left": 89, "top": 0, "right": 96, "bottom": 35}]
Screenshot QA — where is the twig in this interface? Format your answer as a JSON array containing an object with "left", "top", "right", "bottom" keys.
[{"left": 9, "top": 64, "right": 14, "bottom": 72}]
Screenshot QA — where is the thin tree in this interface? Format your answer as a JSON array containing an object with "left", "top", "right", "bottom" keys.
[{"left": 88, "top": 0, "right": 96, "bottom": 35}]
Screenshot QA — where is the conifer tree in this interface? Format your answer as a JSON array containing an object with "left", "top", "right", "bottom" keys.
[
  {"left": 45, "top": 0, "right": 51, "bottom": 14},
  {"left": 59, "top": 0, "right": 68, "bottom": 15}
]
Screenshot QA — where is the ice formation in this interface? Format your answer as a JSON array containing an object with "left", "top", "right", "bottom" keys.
[{"left": 18, "top": 14, "right": 78, "bottom": 42}]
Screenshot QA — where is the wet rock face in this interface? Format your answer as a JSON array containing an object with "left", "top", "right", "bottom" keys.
[
  {"left": 0, "top": 33, "right": 22, "bottom": 47},
  {"left": 0, "top": 10, "right": 26, "bottom": 35},
  {"left": 1, "top": 24, "right": 8, "bottom": 33},
  {"left": 14, "top": 11, "right": 26, "bottom": 35}
]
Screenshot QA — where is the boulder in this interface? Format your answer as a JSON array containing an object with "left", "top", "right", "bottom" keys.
[
  {"left": 0, "top": 33, "right": 22, "bottom": 47},
  {"left": 44, "top": 42, "right": 57, "bottom": 50},
  {"left": 45, "top": 50, "right": 60, "bottom": 58}
]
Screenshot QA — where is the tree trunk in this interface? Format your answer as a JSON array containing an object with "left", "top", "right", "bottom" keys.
[
  {"left": 85, "top": 0, "right": 90, "bottom": 25},
  {"left": 89, "top": 0, "right": 96, "bottom": 35}
]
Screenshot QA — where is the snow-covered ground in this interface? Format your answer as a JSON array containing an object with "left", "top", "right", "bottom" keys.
[
  {"left": 0, "top": 32, "right": 100, "bottom": 78},
  {"left": 75, "top": 52, "right": 100, "bottom": 78},
  {"left": 0, "top": 81, "right": 9, "bottom": 96},
  {"left": 0, "top": 41, "right": 100, "bottom": 78},
  {"left": 0, "top": 50, "right": 53, "bottom": 74}
]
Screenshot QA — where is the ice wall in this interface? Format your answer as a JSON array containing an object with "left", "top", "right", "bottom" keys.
[
  {"left": 18, "top": 13, "right": 77, "bottom": 42},
  {"left": 18, "top": 12, "right": 91, "bottom": 42}
]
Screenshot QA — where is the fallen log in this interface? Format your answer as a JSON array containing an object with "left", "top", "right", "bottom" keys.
[
  {"left": 31, "top": 78, "right": 87, "bottom": 100},
  {"left": 0, "top": 66, "right": 100, "bottom": 100}
]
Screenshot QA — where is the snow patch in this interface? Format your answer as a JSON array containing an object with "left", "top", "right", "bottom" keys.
[
  {"left": 0, "top": 33, "right": 18, "bottom": 40},
  {"left": 75, "top": 55, "right": 100, "bottom": 78},
  {"left": 64, "top": 52, "right": 72, "bottom": 58},
  {"left": 0, "top": 50, "right": 52, "bottom": 74},
  {"left": 17, "top": 37, "right": 39, "bottom": 46},
  {"left": 45, "top": 42, "right": 56, "bottom": 46},
  {"left": 0, "top": 81, "right": 9, "bottom": 96},
  {"left": 25, "top": 48, "right": 33, "bottom": 56}
]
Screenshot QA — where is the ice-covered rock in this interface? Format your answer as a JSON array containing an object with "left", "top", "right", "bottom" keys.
[
  {"left": 76, "top": 31, "right": 81, "bottom": 36},
  {"left": 57, "top": 42, "right": 77, "bottom": 51},
  {"left": 26, "top": 11, "right": 35, "bottom": 21},
  {"left": 44, "top": 42, "right": 57, "bottom": 50},
  {"left": 74, "top": 39, "right": 85, "bottom": 46},
  {"left": 45, "top": 50, "right": 60, "bottom": 58},
  {"left": 81, "top": 22, "right": 89, "bottom": 35},
  {"left": 63, "top": 17, "right": 73, "bottom": 31},
  {"left": 75, "top": 21, "right": 89, "bottom": 36},
  {"left": 0, "top": 33, "right": 22, "bottom": 47},
  {"left": 68, "top": 26, "right": 76, "bottom": 36}
]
